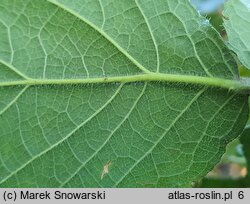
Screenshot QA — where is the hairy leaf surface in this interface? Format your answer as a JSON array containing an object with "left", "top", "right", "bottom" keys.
[
  {"left": 0, "top": 0, "right": 248, "bottom": 187},
  {"left": 224, "top": 0, "right": 250, "bottom": 69}
]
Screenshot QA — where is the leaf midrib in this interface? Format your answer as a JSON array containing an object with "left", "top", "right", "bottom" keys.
[
  {"left": 1, "top": 59, "right": 246, "bottom": 91},
  {"left": 1, "top": 0, "right": 248, "bottom": 92},
  {"left": 0, "top": 71, "right": 248, "bottom": 93}
]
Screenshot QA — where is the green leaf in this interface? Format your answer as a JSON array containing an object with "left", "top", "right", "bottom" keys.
[
  {"left": 221, "top": 139, "right": 246, "bottom": 164},
  {"left": 0, "top": 0, "right": 249, "bottom": 187},
  {"left": 247, "top": 98, "right": 250, "bottom": 124},
  {"left": 200, "top": 126, "right": 250, "bottom": 188},
  {"left": 240, "top": 126, "right": 250, "bottom": 175},
  {"left": 239, "top": 65, "right": 250, "bottom": 77},
  {"left": 200, "top": 177, "right": 250, "bottom": 188},
  {"left": 223, "top": 0, "right": 250, "bottom": 69},
  {"left": 200, "top": 177, "right": 250, "bottom": 187}
]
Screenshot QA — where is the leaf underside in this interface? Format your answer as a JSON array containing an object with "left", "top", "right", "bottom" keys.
[
  {"left": 0, "top": 0, "right": 248, "bottom": 187},
  {"left": 224, "top": 0, "right": 250, "bottom": 69}
]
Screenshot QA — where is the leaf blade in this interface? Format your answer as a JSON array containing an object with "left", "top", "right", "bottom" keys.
[
  {"left": 0, "top": 0, "right": 248, "bottom": 187},
  {"left": 224, "top": 0, "right": 250, "bottom": 69}
]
